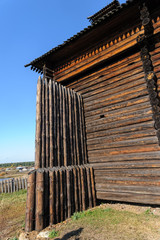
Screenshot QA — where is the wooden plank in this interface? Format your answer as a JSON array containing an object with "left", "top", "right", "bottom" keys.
[
  {"left": 25, "top": 171, "right": 36, "bottom": 232},
  {"left": 95, "top": 183, "right": 160, "bottom": 195},
  {"left": 83, "top": 74, "right": 145, "bottom": 103},
  {"left": 56, "top": 84, "right": 60, "bottom": 166},
  {"left": 85, "top": 98, "right": 150, "bottom": 121},
  {"left": 44, "top": 169, "right": 49, "bottom": 228},
  {"left": 90, "top": 167, "right": 96, "bottom": 207},
  {"left": 55, "top": 169, "right": 60, "bottom": 223},
  {"left": 35, "top": 169, "right": 44, "bottom": 231},
  {"left": 76, "top": 166, "right": 82, "bottom": 211},
  {"left": 88, "top": 137, "right": 159, "bottom": 150},
  {"left": 49, "top": 80, "right": 54, "bottom": 168},
  {"left": 45, "top": 79, "right": 49, "bottom": 168},
  {"left": 73, "top": 167, "right": 79, "bottom": 212},
  {"left": 41, "top": 79, "right": 46, "bottom": 168},
  {"left": 86, "top": 113, "right": 153, "bottom": 134},
  {"left": 63, "top": 86, "right": 67, "bottom": 166},
  {"left": 65, "top": 87, "right": 70, "bottom": 165},
  {"left": 35, "top": 77, "right": 42, "bottom": 169},
  {"left": 59, "top": 84, "right": 63, "bottom": 166},
  {"left": 59, "top": 169, "right": 64, "bottom": 222},
  {"left": 66, "top": 168, "right": 71, "bottom": 218},
  {"left": 86, "top": 166, "right": 92, "bottom": 208},
  {"left": 95, "top": 177, "right": 160, "bottom": 187},
  {"left": 68, "top": 88, "right": 74, "bottom": 165},
  {"left": 49, "top": 169, "right": 56, "bottom": 225},
  {"left": 53, "top": 82, "right": 57, "bottom": 166},
  {"left": 96, "top": 191, "right": 160, "bottom": 205},
  {"left": 74, "top": 92, "right": 80, "bottom": 165},
  {"left": 84, "top": 89, "right": 148, "bottom": 113},
  {"left": 91, "top": 160, "right": 160, "bottom": 169},
  {"left": 84, "top": 83, "right": 148, "bottom": 109},
  {"left": 80, "top": 166, "right": 86, "bottom": 211},
  {"left": 90, "top": 151, "right": 160, "bottom": 163},
  {"left": 86, "top": 103, "right": 152, "bottom": 126},
  {"left": 87, "top": 121, "right": 154, "bottom": 140},
  {"left": 67, "top": 56, "right": 142, "bottom": 92}
]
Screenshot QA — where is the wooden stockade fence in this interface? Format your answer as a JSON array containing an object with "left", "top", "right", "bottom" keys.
[
  {"left": 25, "top": 165, "right": 96, "bottom": 231},
  {"left": 25, "top": 165, "right": 96, "bottom": 232},
  {"left": 25, "top": 78, "right": 96, "bottom": 232},
  {"left": 35, "top": 77, "right": 87, "bottom": 169},
  {"left": 0, "top": 177, "right": 27, "bottom": 194}
]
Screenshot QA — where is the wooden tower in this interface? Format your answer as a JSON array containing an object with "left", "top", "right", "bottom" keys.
[{"left": 25, "top": 0, "right": 160, "bottom": 231}]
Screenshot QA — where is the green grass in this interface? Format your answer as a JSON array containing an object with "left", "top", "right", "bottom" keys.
[
  {"left": 49, "top": 229, "right": 59, "bottom": 239},
  {"left": 57, "top": 207, "right": 160, "bottom": 240},
  {"left": 144, "top": 208, "right": 153, "bottom": 215},
  {"left": 0, "top": 189, "right": 27, "bottom": 202}
]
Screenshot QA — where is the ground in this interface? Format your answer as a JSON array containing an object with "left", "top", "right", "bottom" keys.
[
  {"left": 0, "top": 169, "right": 29, "bottom": 179},
  {"left": 1, "top": 190, "right": 160, "bottom": 240},
  {"left": 0, "top": 190, "right": 26, "bottom": 240}
]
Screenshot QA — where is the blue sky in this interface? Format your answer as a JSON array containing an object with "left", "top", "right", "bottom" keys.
[{"left": 0, "top": 0, "right": 126, "bottom": 164}]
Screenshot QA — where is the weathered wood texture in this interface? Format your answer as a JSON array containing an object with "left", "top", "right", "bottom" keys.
[
  {"left": 35, "top": 78, "right": 87, "bottom": 168},
  {"left": 58, "top": 16, "right": 160, "bottom": 205},
  {"left": 26, "top": 3, "right": 160, "bottom": 233},
  {"left": 25, "top": 165, "right": 96, "bottom": 231}
]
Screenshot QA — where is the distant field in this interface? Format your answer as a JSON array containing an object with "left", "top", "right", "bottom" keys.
[
  {"left": 1, "top": 189, "right": 160, "bottom": 240},
  {"left": 0, "top": 162, "right": 34, "bottom": 168}
]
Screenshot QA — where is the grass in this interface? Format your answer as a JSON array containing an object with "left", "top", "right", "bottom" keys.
[
  {"left": 0, "top": 190, "right": 27, "bottom": 239},
  {"left": 1, "top": 190, "right": 160, "bottom": 240},
  {"left": 49, "top": 229, "right": 59, "bottom": 239},
  {"left": 54, "top": 207, "right": 160, "bottom": 240}
]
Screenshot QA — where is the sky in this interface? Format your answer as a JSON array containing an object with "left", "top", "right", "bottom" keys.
[{"left": 0, "top": 0, "right": 126, "bottom": 164}]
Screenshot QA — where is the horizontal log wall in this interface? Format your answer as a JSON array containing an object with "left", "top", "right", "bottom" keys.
[
  {"left": 25, "top": 165, "right": 96, "bottom": 232},
  {"left": 0, "top": 177, "right": 27, "bottom": 194},
  {"left": 59, "top": 16, "right": 160, "bottom": 205}
]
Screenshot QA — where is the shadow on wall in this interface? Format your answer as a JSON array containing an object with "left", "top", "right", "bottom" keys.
[{"left": 55, "top": 227, "right": 83, "bottom": 240}]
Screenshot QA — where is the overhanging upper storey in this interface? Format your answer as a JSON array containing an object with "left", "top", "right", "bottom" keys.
[{"left": 25, "top": 0, "right": 160, "bottom": 81}]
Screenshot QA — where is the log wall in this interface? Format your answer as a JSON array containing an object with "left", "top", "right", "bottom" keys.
[
  {"left": 63, "top": 50, "right": 160, "bottom": 204},
  {"left": 26, "top": 80, "right": 95, "bottom": 232},
  {"left": 25, "top": 165, "right": 96, "bottom": 232},
  {"left": 35, "top": 78, "right": 87, "bottom": 169},
  {"left": 56, "top": 9, "right": 160, "bottom": 205}
]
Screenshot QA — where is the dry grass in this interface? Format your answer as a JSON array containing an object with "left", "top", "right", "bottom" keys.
[
  {"left": 0, "top": 190, "right": 26, "bottom": 239},
  {"left": 0, "top": 170, "right": 28, "bottom": 179}
]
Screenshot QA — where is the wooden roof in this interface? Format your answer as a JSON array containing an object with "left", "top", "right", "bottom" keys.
[
  {"left": 25, "top": 0, "right": 155, "bottom": 73},
  {"left": 87, "top": 0, "right": 120, "bottom": 24}
]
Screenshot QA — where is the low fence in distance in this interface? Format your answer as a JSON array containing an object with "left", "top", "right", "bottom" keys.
[{"left": 0, "top": 177, "right": 27, "bottom": 194}]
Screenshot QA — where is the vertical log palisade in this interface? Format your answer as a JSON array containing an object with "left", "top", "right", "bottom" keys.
[{"left": 25, "top": 0, "right": 160, "bottom": 232}]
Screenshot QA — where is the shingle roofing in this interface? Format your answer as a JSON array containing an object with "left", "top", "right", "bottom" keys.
[
  {"left": 87, "top": 0, "right": 120, "bottom": 24},
  {"left": 25, "top": 0, "right": 138, "bottom": 70}
]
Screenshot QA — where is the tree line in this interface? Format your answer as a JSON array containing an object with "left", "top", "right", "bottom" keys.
[{"left": 0, "top": 162, "right": 34, "bottom": 168}]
